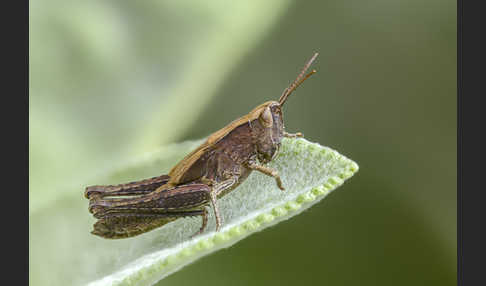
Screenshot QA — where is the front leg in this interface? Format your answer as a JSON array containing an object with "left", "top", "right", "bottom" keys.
[
  {"left": 283, "top": 131, "right": 303, "bottom": 138},
  {"left": 246, "top": 162, "right": 285, "bottom": 191}
]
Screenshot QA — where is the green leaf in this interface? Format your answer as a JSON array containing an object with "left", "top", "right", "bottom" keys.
[{"left": 29, "top": 137, "right": 358, "bottom": 286}]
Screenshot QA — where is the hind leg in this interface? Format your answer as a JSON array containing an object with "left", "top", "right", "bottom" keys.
[
  {"left": 190, "top": 207, "right": 209, "bottom": 238},
  {"left": 93, "top": 208, "right": 207, "bottom": 239}
]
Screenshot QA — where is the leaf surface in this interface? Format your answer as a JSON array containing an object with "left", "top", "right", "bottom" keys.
[{"left": 29, "top": 138, "right": 358, "bottom": 286}]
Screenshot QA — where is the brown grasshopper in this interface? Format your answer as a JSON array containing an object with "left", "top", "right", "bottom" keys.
[{"left": 85, "top": 53, "right": 318, "bottom": 239}]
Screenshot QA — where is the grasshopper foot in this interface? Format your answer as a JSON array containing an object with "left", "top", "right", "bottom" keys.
[
  {"left": 283, "top": 131, "right": 303, "bottom": 138},
  {"left": 276, "top": 177, "right": 285, "bottom": 191}
]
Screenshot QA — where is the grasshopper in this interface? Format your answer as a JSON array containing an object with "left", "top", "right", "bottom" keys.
[{"left": 85, "top": 53, "right": 318, "bottom": 239}]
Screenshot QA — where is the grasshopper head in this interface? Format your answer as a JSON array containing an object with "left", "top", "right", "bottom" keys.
[
  {"left": 255, "top": 53, "right": 318, "bottom": 163},
  {"left": 256, "top": 101, "right": 284, "bottom": 163}
]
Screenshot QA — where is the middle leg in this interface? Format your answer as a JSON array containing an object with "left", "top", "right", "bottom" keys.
[{"left": 208, "top": 177, "right": 239, "bottom": 232}]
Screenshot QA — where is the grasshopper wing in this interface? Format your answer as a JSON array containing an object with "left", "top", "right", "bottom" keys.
[{"left": 85, "top": 174, "right": 170, "bottom": 199}]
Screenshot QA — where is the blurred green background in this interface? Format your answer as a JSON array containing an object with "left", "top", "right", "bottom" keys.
[{"left": 29, "top": 0, "right": 456, "bottom": 285}]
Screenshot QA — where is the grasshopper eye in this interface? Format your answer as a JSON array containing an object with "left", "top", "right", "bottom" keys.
[{"left": 259, "top": 106, "right": 273, "bottom": 128}]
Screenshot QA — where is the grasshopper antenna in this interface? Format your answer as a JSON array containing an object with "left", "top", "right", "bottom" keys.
[{"left": 278, "top": 52, "right": 318, "bottom": 106}]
